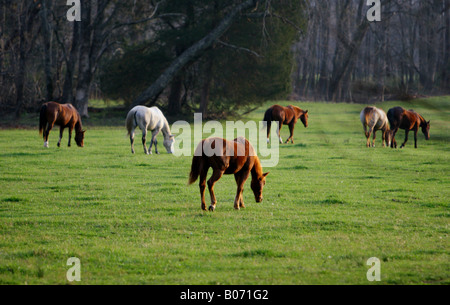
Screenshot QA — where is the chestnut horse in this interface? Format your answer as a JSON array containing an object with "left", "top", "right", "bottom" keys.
[
  {"left": 360, "top": 106, "right": 391, "bottom": 148},
  {"left": 39, "top": 102, "right": 85, "bottom": 148},
  {"left": 387, "top": 107, "right": 430, "bottom": 148},
  {"left": 188, "top": 137, "right": 269, "bottom": 211},
  {"left": 263, "top": 105, "right": 308, "bottom": 144}
]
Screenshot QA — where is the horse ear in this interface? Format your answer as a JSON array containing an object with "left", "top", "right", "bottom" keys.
[
  {"left": 304, "top": 110, "right": 308, "bottom": 114},
  {"left": 427, "top": 120, "right": 430, "bottom": 124},
  {"left": 263, "top": 172, "right": 269, "bottom": 178},
  {"left": 169, "top": 135, "right": 175, "bottom": 139}
]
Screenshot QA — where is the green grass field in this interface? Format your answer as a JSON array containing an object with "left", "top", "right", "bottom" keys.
[{"left": 0, "top": 97, "right": 448, "bottom": 284}]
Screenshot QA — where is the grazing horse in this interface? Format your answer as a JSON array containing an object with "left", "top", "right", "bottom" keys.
[
  {"left": 387, "top": 107, "right": 430, "bottom": 149},
  {"left": 39, "top": 102, "right": 85, "bottom": 148},
  {"left": 126, "top": 106, "right": 175, "bottom": 154},
  {"left": 360, "top": 106, "right": 391, "bottom": 148},
  {"left": 263, "top": 105, "right": 308, "bottom": 144},
  {"left": 188, "top": 137, "right": 269, "bottom": 211}
]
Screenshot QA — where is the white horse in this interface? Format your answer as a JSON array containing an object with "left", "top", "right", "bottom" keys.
[
  {"left": 360, "top": 106, "right": 391, "bottom": 148},
  {"left": 126, "top": 106, "right": 175, "bottom": 154}
]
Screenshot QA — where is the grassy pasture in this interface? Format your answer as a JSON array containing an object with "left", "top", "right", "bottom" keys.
[{"left": 0, "top": 97, "right": 448, "bottom": 284}]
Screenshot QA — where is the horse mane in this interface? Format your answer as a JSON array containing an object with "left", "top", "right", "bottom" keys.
[
  {"left": 160, "top": 116, "right": 172, "bottom": 138},
  {"left": 251, "top": 155, "right": 264, "bottom": 180},
  {"left": 289, "top": 105, "right": 306, "bottom": 118},
  {"left": 417, "top": 113, "right": 427, "bottom": 126},
  {"left": 75, "top": 114, "right": 84, "bottom": 133}
]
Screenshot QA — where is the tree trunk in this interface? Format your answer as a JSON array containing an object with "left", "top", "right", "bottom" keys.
[
  {"left": 62, "top": 21, "right": 80, "bottom": 104},
  {"left": 40, "top": 0, "right": 53, "bottom": 101},
  {"left": 74, "top": 1, "right": 92, "bottom": 117},
  {"left": 15, "top": 17, "right": 26, "bottom": 118},
  {"left": 167, "top": 74, "right": 183, "bottom": 115},
  {"left": 200, "top": 56, "right": 213, "bottom": 117},
  {"left": 328, "top": 20, "right": 370, "bottom": 102},
  {"left": 132, "top": 0, "right": 258, "bottom": 107}
]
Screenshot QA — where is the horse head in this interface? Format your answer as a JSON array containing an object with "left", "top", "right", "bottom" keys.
[
  {"left": 300, "top": 110, "right": 309, "bottom": 128},
  {"left": 251, "top": 172, "right": 269, "bottom": 203},
  {"left": 422, "top": 120, "right": 430, "bottom": 140},
  {"left": 384, "top": 129, "right": 393, "bottom": 147},
  {"left": 75, "top": 129, "right": 86, "bottom": 147},
  {"left": 163, "top": 135, "right": 175, "bottom": 154}
]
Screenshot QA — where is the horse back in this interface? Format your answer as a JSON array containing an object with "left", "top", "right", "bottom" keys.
[
  {"left": 268, "top": 105, "right": 286, "bottom": 122},
  {"left": 197, "top": 137, "right": 255, "bottom": 175},
  {"left": 387, "top": 106, "right": 405, "bottom": 129},
  {"left": 361, "top": 106, "right": 376, "bottom": 125}
]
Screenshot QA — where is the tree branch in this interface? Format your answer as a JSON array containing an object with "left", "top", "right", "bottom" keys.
[
  {"left": 132, "top": 0, "right": 258, "bottom": 107},
  {"left": 217, "top": 40, "right": 263, "bottom": 58}
]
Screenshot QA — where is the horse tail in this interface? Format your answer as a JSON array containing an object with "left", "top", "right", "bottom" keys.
[
  {"left": 39, "top": 104, "right": 47, "bottom": 134},
  {"left": 263, "top": 107, "right": 273, "bottom": 124},
  {"left": 262, "top": 107, "right": 273, "bottom": 135},
  {"left": 125, "top": 108, "right": 137, "bottom": 136},
  {"left": 188, "top": 141, "right": 205, "bottom": 185},
  {"left": 188, "top": 156, "right": 202, "bottom": 185}
]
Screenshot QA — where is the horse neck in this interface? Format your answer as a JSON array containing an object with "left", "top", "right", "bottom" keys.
[
  {"left": 417, "top": 114, "right": 426, "bottom": 126},
  {"left": 75, "top": 116, "right": 83, "bottom": 133},
  {"left": 251, "top": 157, "right": 264, "bottom": 180},
  {"left": 294, "top": 107, "right": 303, "bottom": 119},
  {"left": 160, "top": 118, "right": 171, "bottom": 139}
]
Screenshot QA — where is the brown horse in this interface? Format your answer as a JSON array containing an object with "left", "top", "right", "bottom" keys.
[
  {"left": 188, "top": 137, "right": 269, "bottom": 211},
  {"left": 39, "top": 102, "right": 85, "bottom": 148},
  {"left": 387, "top": 106, "right": 430, "bottom": 149},
  {"left": 263, "top": 105, "right": 308, "bottom": 144}
]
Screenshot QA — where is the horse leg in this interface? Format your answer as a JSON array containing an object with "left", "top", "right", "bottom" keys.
[
  {"left": 366, "top": 127, "right": 373, "bottom": 147},
  {"left": 142, "top": 129, "right": 149, "bottom": 155},
  {"left": 266, "top": 121, "right": 271, "bottom": 144},
  {"left": 363, "top": 125, "right": 369, "bottom": 147},
  {"left": 414, "top": 128, "right": 418, "bottom": 148},
  {"left": 68, "top": 127, "right": 73, "bottom": 147},
  {"left": 391, "top": 128, "right": 398, "bottom": 148},
  {"left": 130, "top": 127, "right": 136, "bottom": 154},
  {"left": 400, "top": 130, "right": 409, "bottom": 148},
  {"left": 277, "top": 121, "right": 283, "bottom": 144},
  {"left": 381, "top": 130, "right": 386, "bottom": 148},
  {"left": 57, "top": 126, "right": 64, "bottom": 147},
  {"left": 207, "top": 169, "right": 224, "bottom": 211},
  {"left": 285, "top": 123, "right": 295, "bottom": 144},
  {"left": 372, "top": 130, "right": 377, "bottom": 148},
  {"left": 150, "top": 129, "right": 160, "bottom": 154},
  {"left": 199, "top": 167, "right": 208, "bottom": 211},
  {"left": 44, "top": 122, "right": 54, "bottom": 148},
  {"left": 234, "top": 171, "right": 250, "bottom": 210}
]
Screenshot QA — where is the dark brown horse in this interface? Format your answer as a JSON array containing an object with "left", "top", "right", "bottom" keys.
[
  {"left": 188, "top": 137, "right": 269, "bottom": 211},
  {"left": 263, "top": 105, "right": 308, "bottom": 144},
  {"left": 387, "top": 106, "right": 430, "bottom": 149},
  {"left": 39, "top": 102, "right": 85, "bottom": 148}
]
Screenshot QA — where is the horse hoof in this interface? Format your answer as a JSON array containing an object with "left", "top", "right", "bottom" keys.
[
  {"left": 43, "top": 142, "right": 49, "bottom": 148},
  {"left": 208, "top": 205, "right": 215, "bottom": 212}
]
